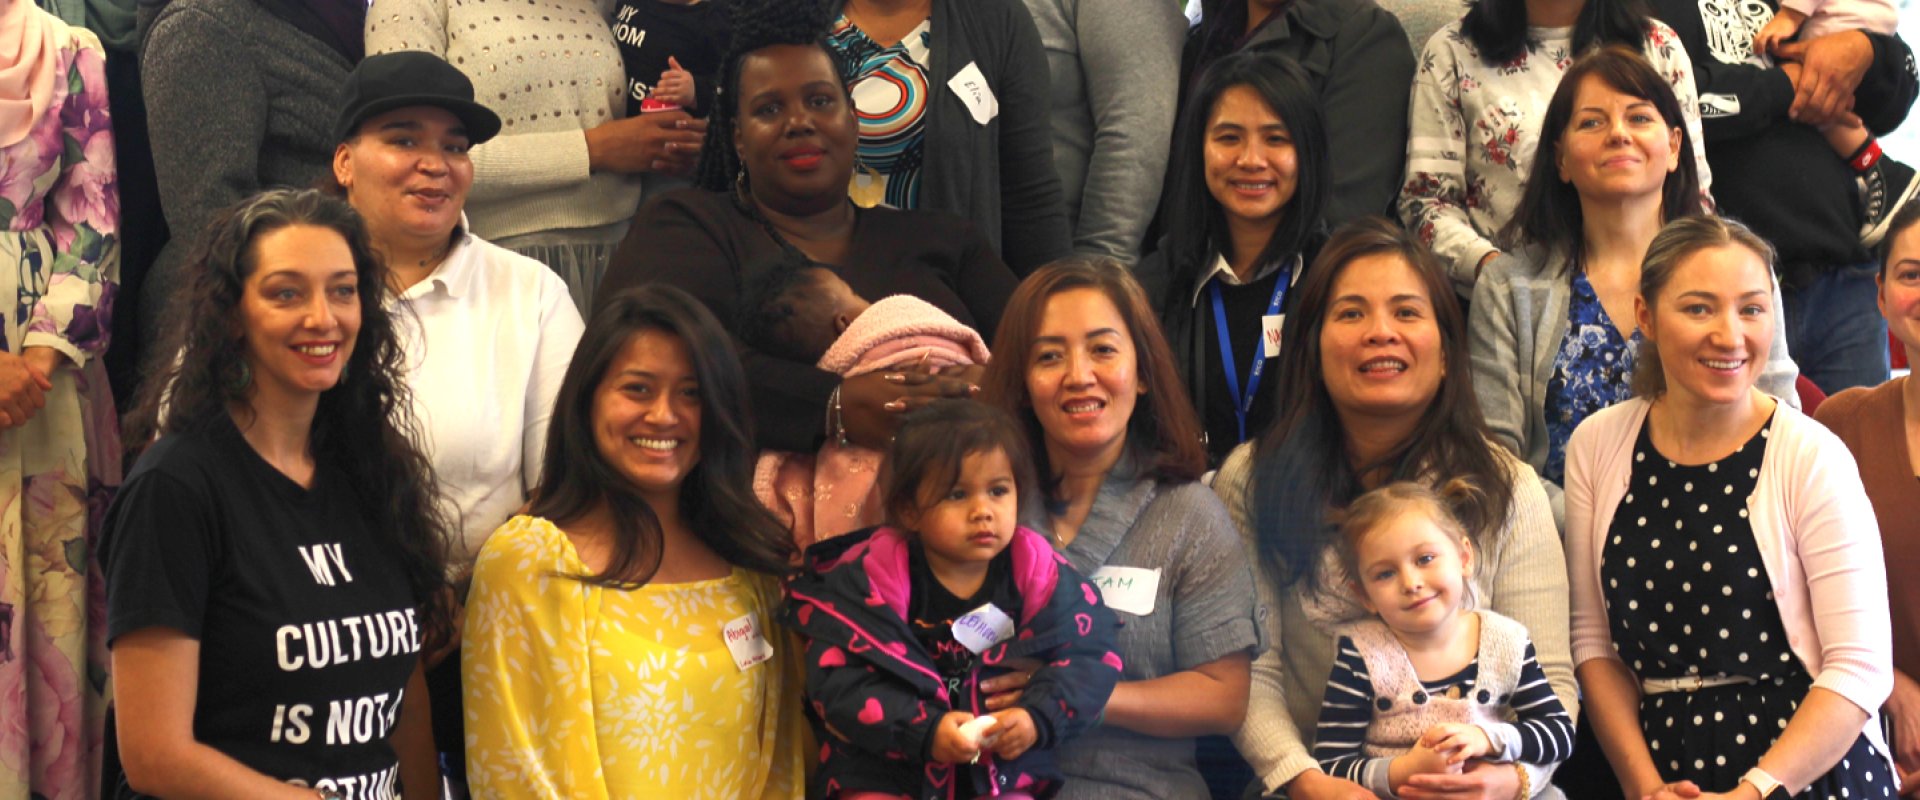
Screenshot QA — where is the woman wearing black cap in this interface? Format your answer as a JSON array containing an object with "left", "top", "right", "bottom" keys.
[{"left": 327, "top": 50, "right": 586, "bottom": 796}]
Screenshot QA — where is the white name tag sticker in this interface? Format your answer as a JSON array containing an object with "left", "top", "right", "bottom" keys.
[
  {"left": 952, "top": 602, "right": 1016, "bottom": 654},
  {"left": 1262, "top": 313, "right": 1286, "bottom": 359},
  {"left": 1089, "top": 566, "right": 1160, "bottom": 616},
  {"left": 722, "top": 613, "right": 774, "bottom": 671},
  {"left": 947, "top": 62, "right": 999, "bottom": 125}
]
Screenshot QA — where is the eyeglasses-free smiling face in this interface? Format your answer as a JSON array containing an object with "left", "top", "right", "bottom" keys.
[
  {"left": 1025, "top": 287, "right": 1145, "bottom": 471},
  {"left": 1636, "top": 244, "right": 1775, "bottom": 408},
  {"left": 237, "top": 224, "right": 361, "bottom": 410},
  {"left": 1204, "top": 84, "right": 1298, "bottom": 235},
  {"left": 334, "top": 106, "right": 474, "bottom": 248},
  {"left": 1352, "top": 510, "right": 1474, "bottom": 641},
  {"left": 1881, "top": 223, "right": 1920, "bottom": 357},
  {"left": 1317, "top": 253, "right": 1446, "bottom": 429},
  {"left": 1555, "top": 74, "right": 1682, "bottom": 203},
  {"left": 732, "top": 44, "right": 857, "bottom": 214},
  {"left": 592, "top": 330, "right": 704, "bottom": 508}
]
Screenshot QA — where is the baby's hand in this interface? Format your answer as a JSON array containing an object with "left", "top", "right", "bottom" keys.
[
  {"left": 1753, "top": 7, "right": 1806, "bottom": 58},
  {"left": 655, "top": 56, "right": 698, "bottom": 111},
  {"left": 930, "top": 711, "right": 982, "bottom": 765},
  {"left": 989, "top": 708, "right": 1038, "bottom": 761},
  {"left": 1421, "top": 722, "right": 1495, "bottom": 765}
]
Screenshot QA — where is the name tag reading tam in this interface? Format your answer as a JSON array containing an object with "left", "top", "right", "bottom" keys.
[
  {"left": 952, "top": 603, "right": 1015, "bottom": 654},
  {"left": 723, "top": 613, "right": 774, "bottom": 671},
  {"left": 1089, "top": 566, "right": 1161, "bottom": 616}
]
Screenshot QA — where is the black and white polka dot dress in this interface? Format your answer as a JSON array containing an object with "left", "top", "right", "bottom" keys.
[{"left": 1601, "top": 415, "right": 1891, "bottom": 798}]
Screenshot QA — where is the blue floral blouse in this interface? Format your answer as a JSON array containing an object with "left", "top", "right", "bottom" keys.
[{"left": 1543, "top": 271, "right": 1639, "bottom": 484}]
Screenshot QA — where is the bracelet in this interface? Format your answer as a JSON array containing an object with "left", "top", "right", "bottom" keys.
[
  {"left": 826, "top": 384, "right": 848, "bottom": 448},
  {"left": 1513, "top": 763, "right": 1530, "bottom": 800}
]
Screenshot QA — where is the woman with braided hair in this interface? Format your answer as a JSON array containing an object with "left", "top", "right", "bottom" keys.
[{"left": 599, "top": 0, "right": 1017, "bottom": 458}]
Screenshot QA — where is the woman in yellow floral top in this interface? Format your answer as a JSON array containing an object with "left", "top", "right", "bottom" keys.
[{"left": 462, "top": 284, "right": 806, "bottom": 799}]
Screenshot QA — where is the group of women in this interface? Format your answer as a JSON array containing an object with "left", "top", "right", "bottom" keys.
[{"left": 0, "top": 0, "right": 1911, "bottom": 798}]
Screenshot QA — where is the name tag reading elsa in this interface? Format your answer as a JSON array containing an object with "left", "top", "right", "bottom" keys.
[
  {"left": 952, "top": 603, "right": 1016, "bottom": 654},
  {"left": 1089, "top": 566, "right": 1161, "bottom": 616},
  {"left": 722, "top": 613, "right": 774, "bottom": 671}
]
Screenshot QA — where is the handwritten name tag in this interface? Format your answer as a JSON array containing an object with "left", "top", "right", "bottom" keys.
[
  {"left": 722, "top": 613, "right": 774, "bottom": 671},
  {"left": 1262, "top": 313, "right": 1286, "bottom": 359},
  {"left": 947, "top": 62, "right": 999, "bottom": 125},
  {"left": 1089, "top": 566, "right": 1161, "bottom": 616},
  {"left": 952, "top": 603, "right": 1015, "bottom": 654}
]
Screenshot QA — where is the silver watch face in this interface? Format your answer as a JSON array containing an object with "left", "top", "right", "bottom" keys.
[{"left": 318, "top": 790, "right": 347, "bottom": 800}]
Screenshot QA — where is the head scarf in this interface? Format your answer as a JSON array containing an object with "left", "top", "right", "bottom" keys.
[{"left": 0, "top": 0, "right": 61, "bottom": 149}]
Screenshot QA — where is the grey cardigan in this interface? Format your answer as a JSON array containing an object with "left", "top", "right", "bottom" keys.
[
  {"left": 1021, "top": 0, "right": 1184, "bottom": 264},
  {"left": 1467, "top": 245, "right": 1801, "bottom": 529},
  {"left": 139, "top": 0, "right": 347, "bottom": 354},
  {"left": 872, "top": 0, "right": 1071, "bottom": 275}
]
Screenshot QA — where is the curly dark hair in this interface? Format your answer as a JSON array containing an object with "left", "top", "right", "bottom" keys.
[
  {"left": 124, "top": 188, "right": 451, "bottom": 631},
  {"left": 694, "top": 0, "right": 849, "bottom": 193},
  {"left": 532, "top": 284, "right": 795, "bottom": 587}
]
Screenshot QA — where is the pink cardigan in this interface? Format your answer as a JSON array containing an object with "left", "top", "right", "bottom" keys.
[{"left": 1565, "top": 397, "right": 1893, "bottom": 768}]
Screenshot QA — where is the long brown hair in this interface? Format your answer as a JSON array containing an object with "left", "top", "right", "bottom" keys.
[
  {"left": 982, "top": 256, "right": 1207, "bottom": 488},
  {"left": 533, "top": 285, "right": 794, "bottom": 587},
  {"left": 1500, "top": 45, "right": 1703, "bottom": 270},
  {"left": 1248, "top": 218, "right": 1514, "bottom": 591},
  {"left": 125, "top": 188, "right": 452, "bottom": 635}
]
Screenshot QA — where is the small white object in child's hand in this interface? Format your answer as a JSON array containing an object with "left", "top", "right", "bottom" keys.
[{"left": 959, "top": 714, "right": 999, "bottom": 763}]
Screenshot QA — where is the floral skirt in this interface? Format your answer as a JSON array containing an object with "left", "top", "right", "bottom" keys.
[{"left": 0, "top": 359, "right": 121, "bottom": 800}]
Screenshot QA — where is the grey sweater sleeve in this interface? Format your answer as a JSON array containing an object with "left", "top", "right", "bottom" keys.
[
  {"left": 140, "top": 6, "right": 269, "bottom": 343},
  {"left": 1064, "top": 0, "right": 1183, "bottom": 262}
]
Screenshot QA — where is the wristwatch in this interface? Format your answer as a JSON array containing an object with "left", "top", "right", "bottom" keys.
[
  {"left": 314, "top": 789, "right": 346, "bottom": 800},
  {"left": 1739, "top": 768, "right": 1792, "bottom": 800}
]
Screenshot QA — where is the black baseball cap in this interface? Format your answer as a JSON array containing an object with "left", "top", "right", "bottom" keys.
[{"left": 333, "top": 51, "right": 503, "bottom": 145}]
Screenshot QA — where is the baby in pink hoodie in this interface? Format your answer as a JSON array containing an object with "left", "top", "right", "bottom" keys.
[{"left": 739, "top": 261, "right": 991, "bottom": 549}]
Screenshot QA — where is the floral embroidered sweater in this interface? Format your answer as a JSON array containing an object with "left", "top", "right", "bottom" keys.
[{"left": 1398, "top": 20, "right": 1713, "bottom": 292}]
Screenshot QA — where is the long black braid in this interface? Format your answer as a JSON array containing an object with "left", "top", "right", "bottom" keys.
[{"left": 695, "top": 0, "right": 852, "bottom": 192}]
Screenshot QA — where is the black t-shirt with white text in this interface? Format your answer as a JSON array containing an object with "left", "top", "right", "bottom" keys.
[
  {"left": 101, "top": 415, "right": 423, "bottom": 799},
  {"left": 611, "top": 0, "right": 729, "bottom": 116},
  {"left": 907, "top": 542, "right": 1019, "bottom": 698}
]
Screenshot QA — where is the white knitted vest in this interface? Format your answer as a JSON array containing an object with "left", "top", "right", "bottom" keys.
[{"left": 1338, "top": 610, "right": 1528, "bottom": 758}]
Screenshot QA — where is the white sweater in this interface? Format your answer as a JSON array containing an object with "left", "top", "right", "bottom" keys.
[{"left": 366, "top": 0, "right": 643, "bottom": 242}]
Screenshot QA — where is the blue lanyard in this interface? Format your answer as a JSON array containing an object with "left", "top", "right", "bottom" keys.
[{"left": 1209, "top": 262, "right": 1293, "bottom": 444}]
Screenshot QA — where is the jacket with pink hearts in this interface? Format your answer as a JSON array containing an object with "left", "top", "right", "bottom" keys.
[{"left": 781, "top": 525, "right": 1122, "bottom": 799}]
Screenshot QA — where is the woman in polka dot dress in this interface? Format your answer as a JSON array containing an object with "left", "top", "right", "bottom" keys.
[{"left": 1565, "top": 216, "right": 1897, "bottom": 800}]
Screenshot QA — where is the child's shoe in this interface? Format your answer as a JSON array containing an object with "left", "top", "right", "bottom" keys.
[{"left": 1851, "top": 137, "right": 1920, "bottom": 247}]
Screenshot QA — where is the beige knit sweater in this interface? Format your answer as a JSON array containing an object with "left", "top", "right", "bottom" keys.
[
  {"left": 1214, "top": 441, "right": 1577, "bottom": 797},
  {"left": 366, "top": 0, "right": 643, "bottom": 242}
]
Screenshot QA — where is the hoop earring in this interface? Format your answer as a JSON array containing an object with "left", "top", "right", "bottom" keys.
[{"left": 229, "top": 360, "right": 252, "bottom": 391}]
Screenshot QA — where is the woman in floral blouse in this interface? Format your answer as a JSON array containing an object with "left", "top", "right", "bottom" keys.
[
  {"left": 0, "top": 1, "right": 120, "bottom": 797},
  {"left": 1398, "top": 0, "right": 1713, "bottom": 293}
]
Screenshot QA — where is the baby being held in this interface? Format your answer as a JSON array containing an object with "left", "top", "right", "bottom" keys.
[
  {"left": 740, "top": 255, "right": 991, "bottom": 547},
  {"left": 1313, "top": 480, "right": 1574, "bottom": 798}
]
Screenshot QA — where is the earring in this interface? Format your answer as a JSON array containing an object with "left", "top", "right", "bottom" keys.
[
  {"left": 735, "top": 167, "right": 750, "bottom": 198},
  {"left": 228, "top": 360, "right": 252, "bottom": 391}
]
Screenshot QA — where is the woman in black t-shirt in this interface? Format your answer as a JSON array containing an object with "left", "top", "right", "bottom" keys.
[{"left": 100, "top": 189, "right": 451, "bottom": 799}]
